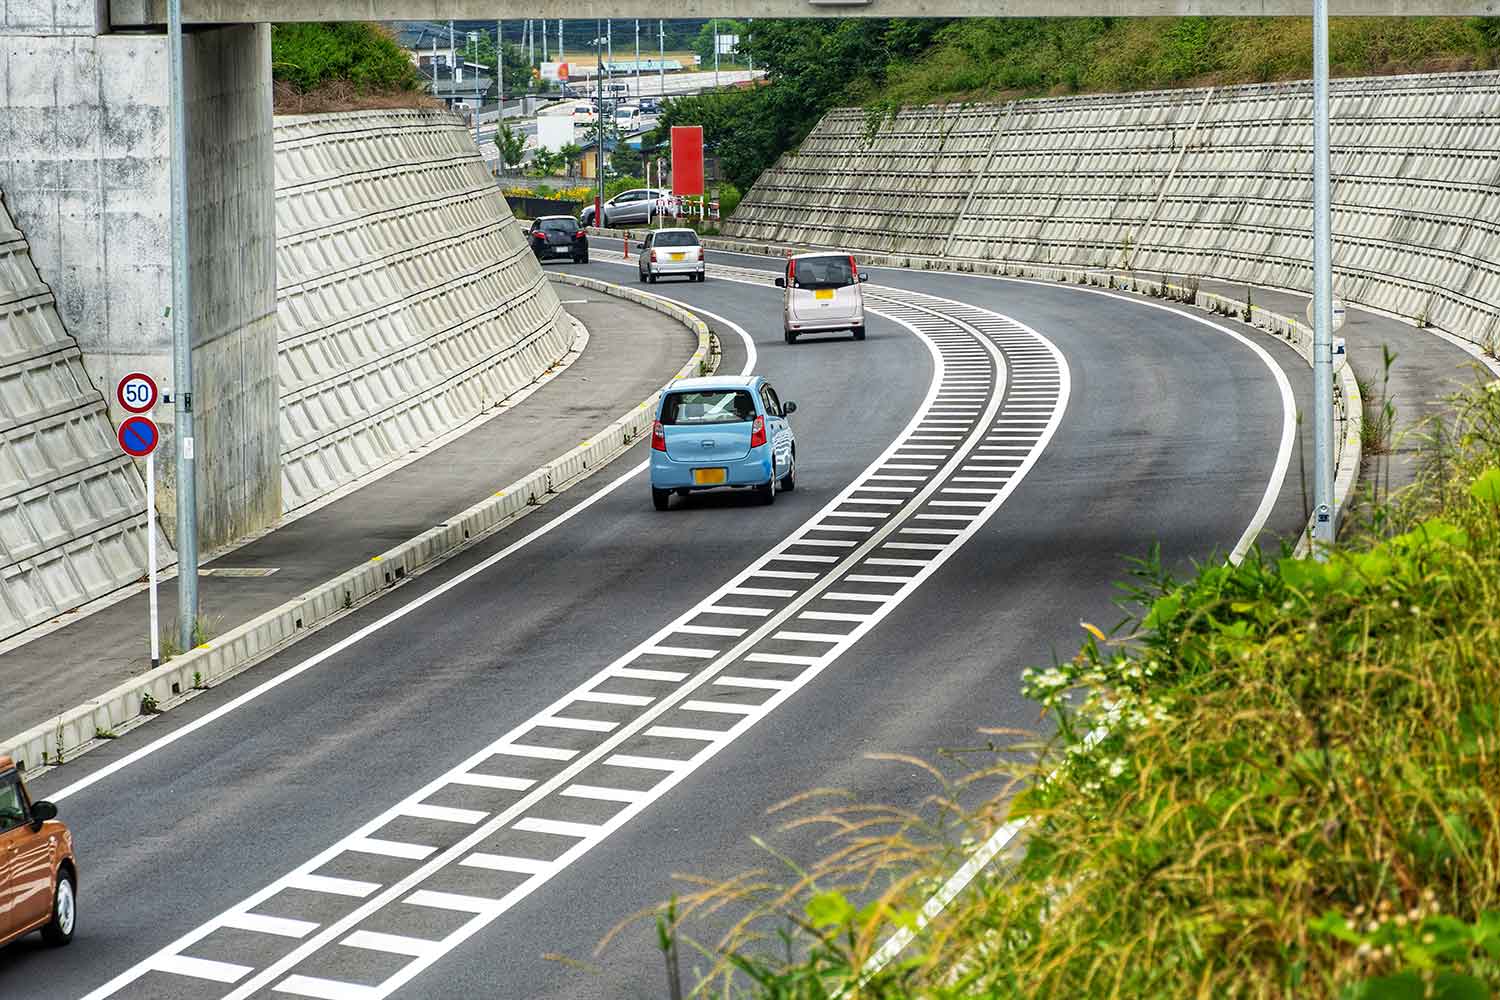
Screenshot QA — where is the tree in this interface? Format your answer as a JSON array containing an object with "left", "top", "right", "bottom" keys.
[
  {"left": 496, "top": 120, "right": 526, "bottom": 172},
  {"left": 460, "top": 33, "right": 530, "bottom": 98},
  {"left": 271, "top": 22, "right": 424, "bottom": 95},
  {"left": 693, "top": 19, "right": 747, "bottom": 68},
  {"left": 529, "top": 147, "right": 564, "bottom": 177},
  {"left": 558, "top": 142, "right": 584, "bottom": 176}
]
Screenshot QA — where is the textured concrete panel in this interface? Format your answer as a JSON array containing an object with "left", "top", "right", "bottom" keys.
[
  {"left": 273, "top": 110, "right": 572, "bottom": 512},
  {"left": 727, "top": 70, "right": 1500, "bottom": 350},
  {"left": 0, "top": 190, "right": 171, "bottom": 641}
]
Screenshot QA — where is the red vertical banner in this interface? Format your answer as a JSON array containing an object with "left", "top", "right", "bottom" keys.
[{"left": 670, "top": 126, "right": 705, "bottom": 197}]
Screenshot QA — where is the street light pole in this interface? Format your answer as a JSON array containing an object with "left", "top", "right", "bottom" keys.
[
  {"left": 167, "top": 0, "right": 198, "bottom": 648},
  {"left": 713, "top": 18, "right": 719, "bottom": 91},
  {"left": 595, "top": 21, "right": 604, "bottom": 229},
  {"left": 635, "top": 19, "right": 640, "bottom": 96},
  {"left": 1312, "top": 0, "right": 1335, "bottom": 549},
  {"left": 659, "top": 19, "right": 665, "bottom": 98},
  {"left": 497, "top": 19, "right": 504, "bottom": 123}
]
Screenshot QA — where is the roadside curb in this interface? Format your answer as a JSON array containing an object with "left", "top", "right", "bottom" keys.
[
  {"left": 3, "top": 278, "right": 714, "bottom": 774},
  {"left": 598, "top": 228, "right": 1362, "bottom": 553}
]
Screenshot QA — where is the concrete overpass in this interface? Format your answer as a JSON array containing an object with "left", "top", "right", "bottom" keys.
[{"left": 105, "top": 0, "right": 1500, "bottom": 23}]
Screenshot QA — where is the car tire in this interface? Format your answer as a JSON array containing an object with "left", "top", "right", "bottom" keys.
[
  {"left": 852, "top": 325, "right": 867, "bottom": 341},
  {"left": 784, "top": 329, "right": 797, "bottom": 345},
  {"left": 758, "top": 471, "right": 776, "bottom": 506},
  {"left": 779, "top": 453, "right": 796, "bottom": 492},
  {"left": 41, "top": 869, "right": 76, "bottom": 946},
  {"left": 652, "top": 488, "right": 671, "bottom": 511},
  {"left": 649, "top": 273, "right": 658, "bottom": 284},
  {"left": 638, "top": 268, "right": 647, "bottom": 283}
]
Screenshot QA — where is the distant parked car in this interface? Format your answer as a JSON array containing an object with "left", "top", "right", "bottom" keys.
[
  {"left": 0, "top": 755, "right": 77, "bottom": 949},
  {"left": 570, "top": 103, "right": 598, "bottom": 125},
  {"left": 649, "top": 376, "right": 797, "bottom": 510},
  {"left": 776, "top": 252, "right": 868, "bottom": 343},
  {"left": 580, "top": 188, "right": 675, "bottom": 228},
  {"left": 613, "top": 105, "right": 643, "bottom": 132},
  {"left": 527, "top": 216, "right": 589, "bottom": 264},
  {"left": 638, "top": 228, "right": 704, "bottom": 283}
]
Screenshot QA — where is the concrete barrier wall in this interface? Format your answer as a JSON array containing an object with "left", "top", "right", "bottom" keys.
[
  {"left": 0, "top": 192, "right": 173, "bottom": 640},
  {"left": 273, "top": 109, "right": 573, "bottom": 512},
  {"left": 727, "top": 70, "right": 1500, "bottom": 350}
]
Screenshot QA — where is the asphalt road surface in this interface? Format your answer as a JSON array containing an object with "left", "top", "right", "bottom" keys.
[{"left": 1, "top": 251, "right": 1313, "bottom": 999}]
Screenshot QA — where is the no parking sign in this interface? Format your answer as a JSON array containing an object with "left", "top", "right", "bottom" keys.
[{"left": 118, "top": 416, "right": 159, "bottom": 457}]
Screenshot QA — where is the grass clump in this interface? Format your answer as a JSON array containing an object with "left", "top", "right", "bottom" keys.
[
  {"left": 647, "top": 376, "right": 1500, "bottom": 998},
  {"left": 271, "top": 23, "right": 436, "bottom": 113}
]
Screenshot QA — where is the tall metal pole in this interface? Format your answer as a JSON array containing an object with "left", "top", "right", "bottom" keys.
[
  {"left": 607, "top": 20, "right": 613, "bottom": 88},
  {"left": 634, "top": 19, "right": 640, "bottom": 96},
  {"left": 1312, "top": 0, "right": 1335, "bottom": 549},
  {"left": 595, "top": 21, "right": 604, "bottom": 228},
  {"left": 497, "top": 19, "right": 503, "bottom": 120},
  {"left": 168, "top": 0, "right": 198, "bottom": 649},
  {"left": 543, "top": 17, "right": 548, "bottom": 62},
  {"left": 660, "top": 20, "right": 665, "bottom": 97},
  {"left": 713, "top": 18, "right": 719, "bottom": 90},
  {"left": 558, "top": 19, "right": 564, "bottom": 65}
]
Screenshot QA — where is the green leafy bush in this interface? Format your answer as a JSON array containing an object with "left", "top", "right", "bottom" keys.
[{"left": 271, "top": 23, "right": 423, "bottom": 96}]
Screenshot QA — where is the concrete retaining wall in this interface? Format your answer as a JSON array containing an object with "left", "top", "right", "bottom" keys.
[
  {"left": 727, "top": 70, "right": 1500, "bottom": 352},
  {"left": 274, "top": 109, "right": 573, "bottom": 512}
]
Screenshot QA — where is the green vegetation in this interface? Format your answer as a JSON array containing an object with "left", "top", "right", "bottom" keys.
[
  {"left": 656, "top": 16, "right": 1500, "bottom": 196},
  {"left": 495, "top": 121, "right": 526, "bottom": 172},
  {"left": 650, "top": 376, "right": 1500, "bottom": 997},
  {"left": 271, "top": 23, "right": 425, "bottom": 100}
]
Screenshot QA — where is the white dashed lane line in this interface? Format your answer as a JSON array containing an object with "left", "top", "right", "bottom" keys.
[{"left": 82, "top": 280, "right": 1068, "bottom": 1000}]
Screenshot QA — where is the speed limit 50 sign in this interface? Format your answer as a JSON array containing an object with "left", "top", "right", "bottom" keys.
[{"left": 117, "top": 372, "right": 158, "bottom": 414}]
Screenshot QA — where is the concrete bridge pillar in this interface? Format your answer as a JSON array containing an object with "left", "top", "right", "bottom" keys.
[{"left": 1, "top": 6, "right": 279, "bottom": 551}]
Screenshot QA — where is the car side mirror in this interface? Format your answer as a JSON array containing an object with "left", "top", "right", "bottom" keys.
[
  {"left": 782, "top": 401, "right": 797, "bottom": 416},
  {"left": 30, "top": 800, "right": 57, "bottom": 829},
  {"left": 858, "top": 272, "right": 869, "bottom": 283},
  {"left": 774, "top": 277, "right": 786, "bottom": 288},
  {"left": 637, "top": 242, "right": 646, "bottom": 250}
]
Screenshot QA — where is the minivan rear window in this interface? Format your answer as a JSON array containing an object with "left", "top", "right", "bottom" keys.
[
  {"left": 661, "top": 390, "right": 756, "bottom": 425},
  {"left": 793, "top": 256, "right": 854, "bottom": 289},
  {"left": 654, "top": 231, "right": 699, "bottom": 247}
]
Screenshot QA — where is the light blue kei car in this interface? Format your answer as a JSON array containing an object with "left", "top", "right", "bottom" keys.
[{"left": 649, "top": 376, "right": 798, "bottom": 510}]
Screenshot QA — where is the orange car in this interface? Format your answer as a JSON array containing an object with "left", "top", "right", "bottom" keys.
[{"left": 1, "top": 755, "right": 75, "bottom": 948}]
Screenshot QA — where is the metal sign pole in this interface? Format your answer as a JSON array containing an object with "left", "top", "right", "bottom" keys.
[
  {"left": 596, "top": 20, "right": 604, "bottom": 227},
  {"left": 147, "top": 451, "right": 160, "bottom": 667},
  {"left": 659, "top": 20, "right": 665, "bottom": 97},
  {"left": 168, "top": 0, "right": 198, "bottom": 650},
  {"left": 1312, "top": 0, "right": 1335, "bottom": 550}
]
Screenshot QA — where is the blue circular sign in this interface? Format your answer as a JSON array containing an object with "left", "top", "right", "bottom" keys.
[{"left": 118, "top": 416, "right": 159, "bottom": 457}]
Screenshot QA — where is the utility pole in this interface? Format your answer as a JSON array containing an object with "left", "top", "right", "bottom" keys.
[
  {"left": 635, "top": 20, "right": 640, "bottom": 96},
  {"left": 607, "top": 19, "right": 613, "bottom": 88},
  {"left": 558, "top": 19, "right": 564, "bottom": 65},
  {"left": 167, "top": 0, "right": 198, "bottom": 649},
  {"left": 713, "top": 18, "right": 719, "bottom": 91},
  {"left": 659, "top": 19, "right": 665, "bottom": 97},
  {"left": 1311, "top": 0, "right": 1335, "bottom": 550},
  {"left": 595, "top": 20, "right": 605, "bottom": 229},
  {"left": 543, "top": 18, "right": 548, "bottom": 62},
  {"left": 497, "top": 19, "right": 504, "bottom": 120}
]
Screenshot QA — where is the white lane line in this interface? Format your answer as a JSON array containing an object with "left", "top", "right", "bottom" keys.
[
  {"left": 561, "top": 784, "right": 650, "bottom": 803},
  {"left": 800, "top": 611, "right": 869, "bottom": 623},
  {"left": 405, "top": 890, "right": 502, "bottom": 914},
  {"left": 613, "top": 667, "right": 688, "bottom": 682},
  {"left": 745, "top": 652, "right": 822, "bottom": 666},
  {"left": 644, "top": 644, "right": 719, "bottom": 658},
  {"left": 46, "top": 286, "right": 761, "bottom": 811},
  {"left": 644, "top": 726, "right": 725, "bottom": 742},
  {"left": 808, "top": 524, "right": 875, "bottom": 533},
  {"left": 673, "top": 623, "right": 747, "bottom": 637},
  {"left": 753, "top": 569, "right": 819, "bottom": 579},
  {"left": 450, "top": 772, "right": 534, "bottom": 791},
  {"left": 342, "top": 931, "right": 439, "bottom": 958},
  {"left": 916, "top": 514, "right": 976, "bottom": 522},
  {"left": 273, "top": 975, "right": 376, "bottom": 999},
  {"left": 221, "top": 913, "right": 319, "bottom": 939},
  {"left": 825, "top": 511, "right": 889, "bottom": 519},
  {"left": 771, "top": 553, "right": 840, "bottom": 563},
  {"left": 512, "top": 817, "right": 603, "bottom": 838},
  {"left": 604, "top": 754, "right": 684, "bottom": 772},
  {"left": 774, "top": 631, "right": 844, "bottom": 643},
  {"left": 727, "top": 587, "right": 796, "bottom": 598},
  {"left": 575, "top": 691, "right": 654, "bottom": 707},
  {"left": 287, "top": 874, "right": 380, "bottom": 898},
  {"left": 702, "top": 604, "right": 773, "bottom": 617},
  {"left": 460, "top": 853, "right": 556, "bottom": 875},
  {"left": 844, "top": 574, "right": 911, "bottom": 584},
  {"left": 536, "top": 716, "right": 616, "bottom": 733},
  {"left": 681, "top": 700, "right": 759, "bottom": 716},
  {"left": 715, "top": 675, "right": 794, "bottom": 690},
  {"left": 152, "top": 955, "right": 252, "bottom": 984},
  {"left": 821, "top": 592, "right": 893, "bottom": 604},
  {"left": 347, "top": 838, "right": 436, "bottom": 862},
  {"left": 400, "top": 804, "right": 487, "bottom": 825},
  {"left": 866, "top": 558, "right": 929, "bottom": 567},
  {"left": 793, "top": 538, "right": 862, "bottom": 546}
]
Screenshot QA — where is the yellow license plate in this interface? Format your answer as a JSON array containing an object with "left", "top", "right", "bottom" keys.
[
  {"left": 670, "top": 252, "right": 686, "bottom": 261},
  {"left": 693, "top": 467, "right": 727, "bottom": 485},
  {"left": 815, "top": 289, "right": 835, "bottom": 300}
]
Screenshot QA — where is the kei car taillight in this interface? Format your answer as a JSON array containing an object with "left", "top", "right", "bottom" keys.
[
  {"left": 650, "top": 250, "right": 658, "bottom": 263},
  {"left": 750, "top": 415, "right": 766, "bottom": 448},
  {"left": 651, "top": 420, "right": 666, "bottom": 451}
]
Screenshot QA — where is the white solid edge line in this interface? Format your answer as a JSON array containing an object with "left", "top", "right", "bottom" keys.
[
  {"left": 48, "top": 300, "right": 758, "bottom": 808},
  {"left": 851, "top": 279, "right": 1297, "bottom": 983}
]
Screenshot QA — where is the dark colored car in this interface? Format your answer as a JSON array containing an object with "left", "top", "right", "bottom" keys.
[{"left": 527, "top": 216, "right": 588, "bottom": 264}]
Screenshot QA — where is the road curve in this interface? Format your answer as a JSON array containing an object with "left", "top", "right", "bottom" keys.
[{"left": 0, "top": 256, "right": 1310, "bottom": 999}]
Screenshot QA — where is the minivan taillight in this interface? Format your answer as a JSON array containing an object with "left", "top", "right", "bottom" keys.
[
  {"left": 651, "top": 420, "right": 666, "bottom": 451},
  {"left": 750, "top": 415, "right": 766, "bottom": 448},
  {"left": 849, "top": 255, "right": 858, "bottom": 280}
]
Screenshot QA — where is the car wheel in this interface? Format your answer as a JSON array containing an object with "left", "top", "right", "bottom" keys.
[
  {"left": 649, "top": 273, "right": 658, "bottom": 284},
  {"left": 652, "top": 488, "right": 671, "bottom": 511},
  {"left": 852, "top": 325, "right": 867, "bottom": 341},
  {"left": 580, "top": 253, "right": 589, "bottom": 264},
  {"left": 638, "top": 268, "right": 647, "bottom": 283},
  {"left": 41, "top": 869, "right": 76, "bottom": 946},
  {"left": 758, "top": 470, "right": 776, "bottom": 505},
  {"left": 779, "top": 453, "right": 797, "bottom": 492},
  {"left": 784, "top": 329, "right": 797, "bottom": 345}
]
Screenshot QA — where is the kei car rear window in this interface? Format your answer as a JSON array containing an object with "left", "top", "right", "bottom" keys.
[
  {"left": 654, "top": 231, "right": 699, "bottom": 247},
  {"left": 661, "top": 390, "right": 756, "bottom": 425},
  {"left": 794, "top": 256, "right": 854, "bottom": 289}
]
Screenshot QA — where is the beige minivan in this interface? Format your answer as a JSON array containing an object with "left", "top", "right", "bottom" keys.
[
  {"left": 775, "top": 252, "right": 868, "bottom": 344},
  {"left": 0, "top": 755, "right": 76, "bottom": 948}
]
